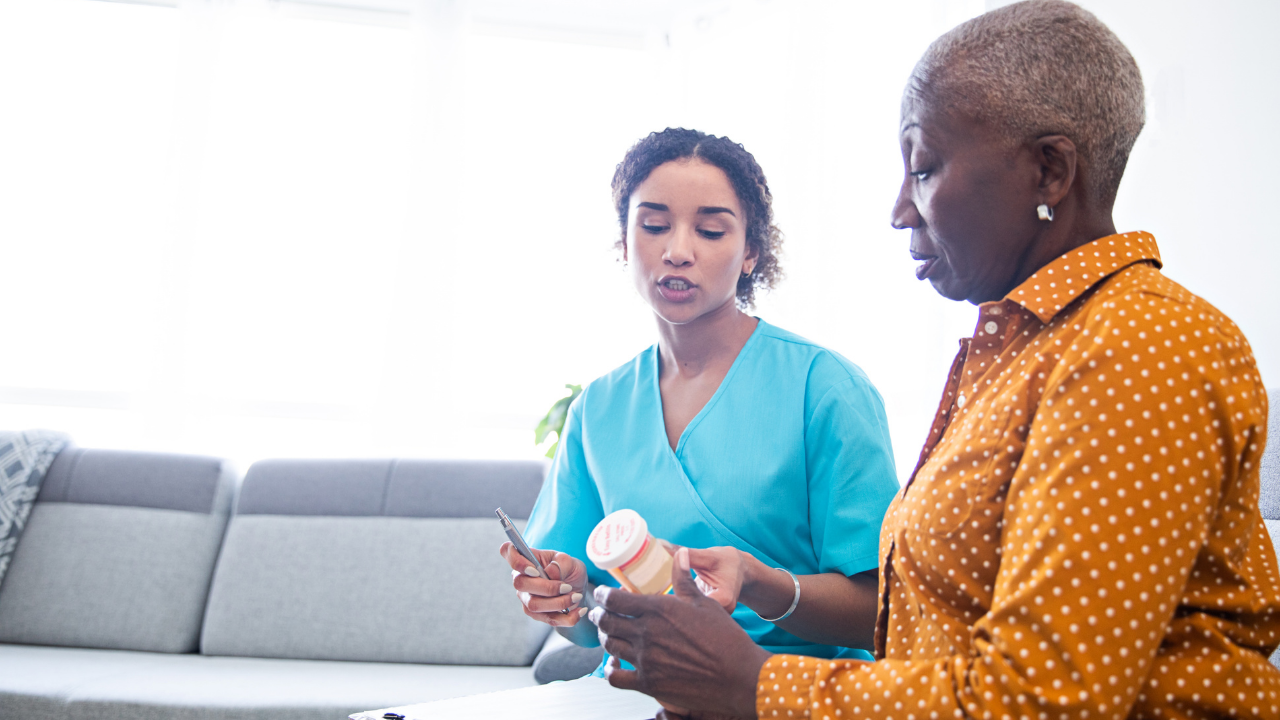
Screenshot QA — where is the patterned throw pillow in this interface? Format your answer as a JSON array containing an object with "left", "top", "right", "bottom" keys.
[{"left": 0, "top": 430, "right": 69, "bottom": 588}]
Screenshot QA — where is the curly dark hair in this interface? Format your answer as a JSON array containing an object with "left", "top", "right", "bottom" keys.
[{"left": 611, "top": 128, "right": 783, "bottom": 308}]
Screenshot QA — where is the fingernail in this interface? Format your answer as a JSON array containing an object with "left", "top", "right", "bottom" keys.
[
  {"left": 560, "top": 583, "right": 573, "bottom": 594},
  {"left": 677, "top": 547, "right": 691, "bottom": 572},
  {"left": 524, "top": 566, "right": 540, "bottom": 577},
  {"left": 511, "top": 570, "right": 521, "bottom": 579},
  {"left": 519, "top": 592, "right": 531, "bottom": 607},
  {"left": 588, "top": 606, "right": 605, "bottom": 624},
  {"left": 594, "top": 586, "right": 610, "bottom": 604},
  {"left": 597, "top": 628, "right": 608, "bottom": 646},
  {"left": 578, "top": 606, "right": 588, "bottom": 617},
  {"left": 571, "top": 592, "right": 583, "bottom": 604}
]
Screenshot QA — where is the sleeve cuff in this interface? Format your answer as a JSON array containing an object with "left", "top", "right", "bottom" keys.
[
  {"left": 830, "top": 551, "right": 881, "bottom": 577},
  {"left": 756, "top": 654, "right": 816, "bottom": 718}
]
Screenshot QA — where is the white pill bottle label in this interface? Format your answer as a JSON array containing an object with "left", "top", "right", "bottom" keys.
[{"left": 586, "top": 509, "right": 673, "bottom": 595}]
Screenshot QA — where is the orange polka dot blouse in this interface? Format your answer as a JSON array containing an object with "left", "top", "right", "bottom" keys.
[{"left": 758, "top": 232, "right": 1280, "bottom": 720}]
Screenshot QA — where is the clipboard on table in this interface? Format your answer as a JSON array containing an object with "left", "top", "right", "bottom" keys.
[{"left": 349, "top": 677, "right": 661, "bottom": 720}]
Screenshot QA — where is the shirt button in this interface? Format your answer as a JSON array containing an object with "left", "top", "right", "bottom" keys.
[
  {"left": 989, "top": 306, "right": 1002, "bottom": 315},
  {"left": 984, "top": 321, "right": 999, "bottom": 335},
  {"left": 957, "top": 394, "right": 966, "bottom": 408}
]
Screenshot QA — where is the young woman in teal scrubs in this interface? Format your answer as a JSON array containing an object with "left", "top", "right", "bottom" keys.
[{"left": 501, "top": 128, "right": 900, "bottom": 669}]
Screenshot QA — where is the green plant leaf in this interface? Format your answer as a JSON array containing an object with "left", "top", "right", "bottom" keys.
[
  {"left": 535, "top": 384, "right": 583, "bottom": 450},
  {"left": 534, "top": 416, "right": 553, "bottom": 445}
]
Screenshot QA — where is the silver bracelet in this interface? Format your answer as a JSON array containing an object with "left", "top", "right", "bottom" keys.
[{"left": 755, "top": 567, "right": 800, "bottom": 623}]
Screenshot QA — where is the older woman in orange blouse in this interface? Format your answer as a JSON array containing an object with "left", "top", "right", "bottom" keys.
[{"left": 589, "top": 2, "right": 1280, "bottom": 718}]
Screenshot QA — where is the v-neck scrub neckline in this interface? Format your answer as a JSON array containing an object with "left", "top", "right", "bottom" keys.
[
  {"left": 655, "top": 320, "right": 763, "bottom": 458},
  {"left": 523, "top": 319, "right": 901, "bottom": 663}
]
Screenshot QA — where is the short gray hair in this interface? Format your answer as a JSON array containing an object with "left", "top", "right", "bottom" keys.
[{"left": 908, "top": 0, "right": 1144, "bottom": 207}]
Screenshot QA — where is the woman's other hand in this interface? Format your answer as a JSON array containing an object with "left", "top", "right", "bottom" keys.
[
  {"left": 681, "top": 546, "right": 750, "bottom": 612},
  {"left": 593, "top": 548, "right": 769, "bottom": 717},
  {"left": 499, "top": 542, "right": 589, "bottom": 626},
  {"left": 684, "top": 546, "right": 803, "bottom": 624}
]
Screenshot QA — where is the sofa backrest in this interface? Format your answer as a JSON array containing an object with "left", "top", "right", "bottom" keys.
[
  {"left": 199, "top": 459, "right": 549, "bottom": 666},
  {"left": 1261, "top": 389, "right": 1279, "bottom": 531},
  {"left": 0, "top": 448, "right": 235, "bottom": 653}
]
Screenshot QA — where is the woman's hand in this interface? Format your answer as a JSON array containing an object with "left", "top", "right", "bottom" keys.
[
  {"left": 499, "top": 542, "right": 589, "bottom": 627},
  {"left": 682, "top": 546, "right": 799, "bottom": 625},
  {"left": 682, "top": 544, "right": 880, "bottom": 649},
  {"left": 681, "top": 546, "right": 751, "bottom": 612},
  {"left": 592, "top": 548, "right": 769, "bottom": 717}
]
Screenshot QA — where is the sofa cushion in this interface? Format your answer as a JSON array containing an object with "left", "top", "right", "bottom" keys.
[
  {"left": 36, "top": 446, "right": 228, "bottom": 513},
  {"left": 200, "top": 459, "right": 549, "bottom": 665},
  {"left": 1261, "top": 391, "right": 1279, "bottom": 522},
  {"left": 0, "top": 643, "right": 536, "bottom": 720},
  {"left": 0, "top": 449, "right": 235, "bottom": 653},
  {"left": 201, "top": 516, "right": 547, "bottom": 664},
  {"left": 0, "top": 644, "right": 169, "bottom": 720},
  {"left": 234, "top": 458, "right": 545, "bottom": 518},
  {"left": 531, "top": 630, "right": 605, "bottom": 684}
]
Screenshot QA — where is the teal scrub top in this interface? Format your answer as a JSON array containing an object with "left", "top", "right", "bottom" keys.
[{"left": 524, "top": 319, "right": 900, "bottom": 661}]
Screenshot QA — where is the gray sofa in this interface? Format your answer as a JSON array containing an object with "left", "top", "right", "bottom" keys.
[
  {"left": 3, "top": 395, "right": 1276, "bottom": 719},
  {"left": 0, "top": 449, "right": 572, "bottom": 719}
]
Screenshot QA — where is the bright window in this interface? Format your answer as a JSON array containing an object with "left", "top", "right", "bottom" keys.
[{"left": 15, "top": 0, "right": 1268, "bottom": 483}]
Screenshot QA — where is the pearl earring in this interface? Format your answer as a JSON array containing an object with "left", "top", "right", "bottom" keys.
[{"left": 1037, "top": 204, "right": 1054, "bottom": 222}]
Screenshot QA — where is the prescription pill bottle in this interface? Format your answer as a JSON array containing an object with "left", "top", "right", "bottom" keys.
[{"left": 586, "top": 509, "right": 674, "bottom": 595}]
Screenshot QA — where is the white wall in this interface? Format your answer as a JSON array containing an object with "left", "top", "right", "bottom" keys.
[
  {"left": 1073, "top": 0, "right": 1280, "bottom": 388},
  {"left": 0, "top": 0, "right": 1274, "bottom": 480},
  {"left": 657, "top": 0, "right": 1280, "bottom": 479},
  {"left": 984, "top": 0, "right": 1280, "bottom": 388}
]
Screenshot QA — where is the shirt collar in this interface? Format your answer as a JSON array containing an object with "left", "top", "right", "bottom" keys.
[{"left": 1003, "top": 231, "right": 1162, "bottom": 324}]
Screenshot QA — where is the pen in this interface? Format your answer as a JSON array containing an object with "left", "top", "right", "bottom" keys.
[
  {"left": 497, "top": 507, "right": 572, "bottom": 615},
  {"left": 496, "top": 507, "right": 549, "bottom": 580}
]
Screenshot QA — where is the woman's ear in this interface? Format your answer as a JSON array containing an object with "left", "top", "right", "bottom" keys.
[
  {"left": 1034, "top": 135, "right": 1077, "bottom": 209},
  {"left": 742, "top": 242, "right": 759, "bottom": 275}
]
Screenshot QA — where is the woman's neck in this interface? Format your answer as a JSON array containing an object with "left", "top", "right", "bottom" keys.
[
  {"left": 655, "top": 300, "right": 758, "bottom": 379},
  {"left": 1003, "top": 193, "right": 1118, "bottom": 302}
]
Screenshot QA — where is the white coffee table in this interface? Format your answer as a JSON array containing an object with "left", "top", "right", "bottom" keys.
[{"left": 350, "top": 677, "right": 662, "bottom": 720}]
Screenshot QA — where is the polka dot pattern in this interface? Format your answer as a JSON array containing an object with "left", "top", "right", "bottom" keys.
[{"left": 758, "top": 233, "right": 1280, "bottom": 719}]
